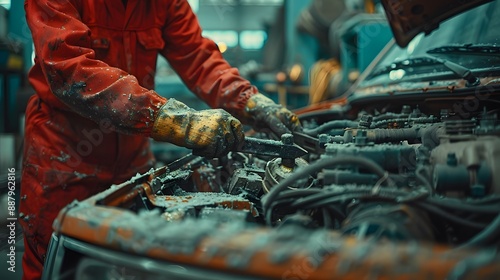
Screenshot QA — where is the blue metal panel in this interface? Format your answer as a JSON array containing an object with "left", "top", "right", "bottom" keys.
[
  {"left": 339, "top": 18, "right": 392, "bottom": 88},
  {"left": 357, "top": 23, "right": 392, "bottom": 72},
  {"left": 284, "top": 0, "right": 317, "bottom": 80},
  {"left": 272, "top": 0, "right": 316, "bottom": 109}
]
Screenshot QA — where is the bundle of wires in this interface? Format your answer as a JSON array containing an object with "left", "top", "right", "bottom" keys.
[
  {"left": 309, "top": 59, "right": 342, "bottom": 104},
  {"left": 261, "top": 155, "right": 500, "bottom": 247},
  {"left": 261, "top": 156, "right": 397, "bottom": 225}
]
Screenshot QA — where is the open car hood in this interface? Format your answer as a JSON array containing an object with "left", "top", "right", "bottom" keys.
[{"left": 381, "top": 0, "right": 494, "bottom": 47}]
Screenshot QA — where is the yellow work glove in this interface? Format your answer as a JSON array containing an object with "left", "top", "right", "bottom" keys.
[
  {"left": 243, "top": 93, "right": 302, "bottom": 137},
  {"left": 151, "top": 99, "right": 244, "bottom": 158}
]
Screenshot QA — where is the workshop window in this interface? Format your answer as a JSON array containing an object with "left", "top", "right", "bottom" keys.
[
  {"left": 187, "top": 0, "right": 199, "bottom": 13},
  {"left": 202, "top": 30, "right": 239, "bottom": 48},
  {"left": 239, "top": 30, "right": 267, "bottom": 50},
  {"left": 0, "top": 0, "right": 9, "bottom": 10}
]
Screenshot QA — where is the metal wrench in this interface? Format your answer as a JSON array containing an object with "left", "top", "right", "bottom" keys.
[{"left": 235, "top": 136, "right": 308, "bottom": 159}]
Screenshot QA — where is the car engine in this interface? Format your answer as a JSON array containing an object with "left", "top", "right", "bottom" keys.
[{"left": 145, "top": 100, "right": 500, "bottom": 251}]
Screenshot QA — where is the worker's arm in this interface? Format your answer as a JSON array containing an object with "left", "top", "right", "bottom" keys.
[
  {"left": 160, "top": 0, "right": 301, "bottom": 136},
  {"left": 26, "top": 0, "right": 166, "bottom": 136},
  {"left": 160, "top": 0, "right": 257, "bottom": 120},
  {"left": 25, "top": 0, "right": 243, "bottom": 158}
]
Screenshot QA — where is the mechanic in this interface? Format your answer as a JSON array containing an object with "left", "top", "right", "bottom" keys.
[{"left": 20, "top": 0, "right": 301, "bottom": 279}]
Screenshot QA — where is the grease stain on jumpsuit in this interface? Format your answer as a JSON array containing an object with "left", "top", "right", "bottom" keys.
[
  {"left": 22, "top": 214, "right": 32, "bottom": 222},
  {"left": 50, "top": 151, "right": 70, "bottom": 163},
  {"left": 48, "top": 38, "right": 64, "bottom": 51},
  {"left": 61, "top": 81, "right": 87, "bottom": 97},
  {"left": 73, "top": 171, "right": 89, "bottom": 179}
]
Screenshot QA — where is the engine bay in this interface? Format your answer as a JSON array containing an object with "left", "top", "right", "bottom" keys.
[
  {"left": 45, "top": 82, "right": 500, "bottom": 280},
  {"left": 135, "top": 99, "right": 500, "bottom": 250}
]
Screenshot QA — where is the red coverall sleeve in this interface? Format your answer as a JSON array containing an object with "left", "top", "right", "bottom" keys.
[
  {"left": 161, "top": 0, "right": 259, "bottom": 119},
  {"left": 25, "top": 0, "right": 167, "bottom": 136}
]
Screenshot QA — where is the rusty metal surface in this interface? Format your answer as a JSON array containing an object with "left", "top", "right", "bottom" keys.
[
  {"left": 51, "top": 166, "right": 500, "bottom": 279},
  {"left": 236, "top": 137, "right": 308, "bottom": 159},
  {"left": 53, "top": 192, "right": 500, "bottom": 280},
  {"left": 148, "top": 192, "right": 259, "bottom": 217}
]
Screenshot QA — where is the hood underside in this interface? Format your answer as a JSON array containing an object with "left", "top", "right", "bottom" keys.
[{"left": 381, "top": 0, "right": 494, "bottom": 47}]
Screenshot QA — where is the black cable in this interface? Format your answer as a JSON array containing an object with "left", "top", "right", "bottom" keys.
[
  {"left": 427, "top": 198, "right": 500, "bottom": 214},
  {"left": 466, "top": 195, "right": 500, "bottom": 205},
  {"left": 298, "top": 110, "right": 346, "bottom": 124},
  {"left": 290, "top": 189, "right": 368, "bottom": 209},
  {"left": 305, "top": 194, "right": 399, "bottom": 210},
  {"left": 274, "top": 189, "right": 323, "bottom": 199},
  {"left": 303, "top": 120, "right": 358, "bottom": 136},
  {"left": 262, "top": 156, "right": 395, "bottom": 224},
  {"left": 324, "top": 205, "right": 346, "bottom": 220},
  {"left": 267, "top": 191, "right": 363, "bottom": 226},
  {"left": 304, "top": 195, "right": 362, "bottom": 209},
  {"left": 290, "top": 185, "right": 416, "bottom": 210},
  {"left": 413, "top": 202, "right": 488, "bottom": 229},
  {"left": 321, "top": 208, "right": 333, "bottom": 229},
  {"left": 265, "top": 198, "right": 299, "bottom": 225},
  {"left": 459, "top": 212, "right": 500, "bottom": 248},
  {"left": 415, "top": 167, "right": 433, "bottom": 194}
]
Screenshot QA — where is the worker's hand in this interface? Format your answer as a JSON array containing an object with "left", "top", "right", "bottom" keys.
[
  {"left": 243, "top": 93, "right": 302, "bottom": 137},
  {"left": 151, "top": 99, "right": 244, "bottom": 158}
]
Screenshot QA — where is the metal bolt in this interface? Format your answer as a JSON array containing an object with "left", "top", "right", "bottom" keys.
[
  {"left": 440, "top": 109, "right": 449, "bottom": 121},
  {"left": 281, "top": 133, "right": 294, "bottom": 145},
  {"left": 401, "top": 105, "right": 411, "bottom": 114},
  {"left": 447, "top": 153, "right": 458, "bottom": 166},
  {"left": 355, "top": 130, "right": 368, "bottom": 146},
  {"left": 358, "top": 115, "right": 373, "bottom": 129},
  {"left": 319, "top": 134, "right": 330, "bottom": 148},
  {"left": 325, "top": 144, "right": 337, "bottom": 155}
]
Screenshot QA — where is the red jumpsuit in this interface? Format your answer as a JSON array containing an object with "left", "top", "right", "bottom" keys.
[{"left": 21, "top": 0, "right": 258, "bottom": 279}]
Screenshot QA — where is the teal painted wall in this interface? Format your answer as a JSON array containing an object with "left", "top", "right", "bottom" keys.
[{"left": 8, "top": 0, "right": 32, "bottom": 72}]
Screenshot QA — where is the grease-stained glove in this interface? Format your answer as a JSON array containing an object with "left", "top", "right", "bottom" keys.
[
  {"left": 242, "top": 93, "right": 302, "bottom": 136},
  {"left": 151, "top": 99, "right": 244, "bottom": 158}
]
